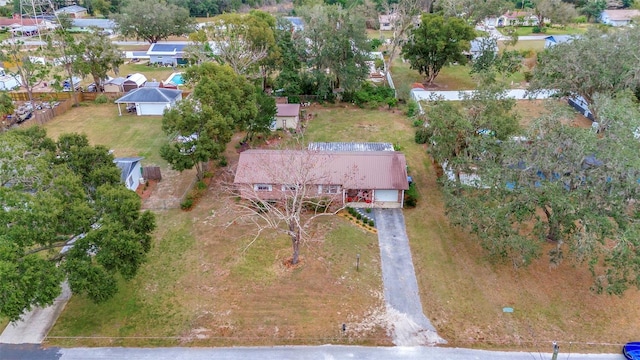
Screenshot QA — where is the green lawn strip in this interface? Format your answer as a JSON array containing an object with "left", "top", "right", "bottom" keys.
[
  {"left": 499, "top": 25, "right": 589, "bottom": 37},
  {"left": 390, "top": 59, "right": 477, "bottom": 93},
  {"left": 118, "top": 63, "right": 177, "bottom": 83},
  {"left": 47, "top": 210, "right": 194, "bottom": 347},
  {"left": 43, "top": 104, "right": 168, "bottom": 167}
]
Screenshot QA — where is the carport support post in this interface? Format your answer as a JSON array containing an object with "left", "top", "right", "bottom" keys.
[{"left": 551, "top": 342, "right": 559, "bottom": 360}]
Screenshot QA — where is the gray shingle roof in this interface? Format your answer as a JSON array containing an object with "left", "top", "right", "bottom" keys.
[
  {"left": 114, "top": 157, "right": 143, "bottom": 183},
  {"left": 71, "top": 19, "right": 115, "bottom": 29},
  {"left": 56, "top": 5, "right": 87, "bottom": 13},
  {"left": 115, "top": 88, "right": 182, "bottom": 104}
]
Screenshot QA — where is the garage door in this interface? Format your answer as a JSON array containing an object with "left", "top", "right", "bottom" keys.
[{"left": 374, "top": 190, "right": 398, "bottom": 202}]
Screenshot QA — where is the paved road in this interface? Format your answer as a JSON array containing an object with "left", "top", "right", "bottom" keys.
[
  {"left": 374, "top": 208, "right": 444, "bottom": 346},
  {"left": 0, "top": 344, "right": 627, "bottom": 360},
  {"left": 0, "top": 282, "right": 71, "bottom": 344}
]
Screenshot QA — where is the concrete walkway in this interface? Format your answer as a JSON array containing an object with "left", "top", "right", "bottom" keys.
[
  {"left": 374, "top": 208, "right": 445, "bottom": 346},
  {"left": 0, "top": 281, "right": 71, "bottom": 344}
]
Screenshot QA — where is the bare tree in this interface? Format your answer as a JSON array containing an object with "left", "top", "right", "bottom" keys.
[
  {"left": 382, "top": 0, "right": 422, "bottom": 79},
  {"left": 232, "top": 150, "right": 355, "bottom": 265}
]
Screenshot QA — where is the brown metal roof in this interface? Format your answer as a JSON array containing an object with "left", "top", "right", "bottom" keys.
[
  {"left": 276, "top": 103, "right": 300, "bottom": 117},
  {"left": 234, "top": 150, "right": 408, "bottom": 190}
]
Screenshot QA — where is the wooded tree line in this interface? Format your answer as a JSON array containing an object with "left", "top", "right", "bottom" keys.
[{"left": 418, "top": 25, "right": 640, "bottom": 295}]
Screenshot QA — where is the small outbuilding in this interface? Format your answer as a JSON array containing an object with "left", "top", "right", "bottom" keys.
[
  {"left": 114, "top": 87, "right": 182, "bottom": 116},
  {"left": 122, "top": 73, "right": 147, "bottom": 92},
  {"left": 104, "top": 77, "right": 126, "bottom": 93},
  {"left": 273, "top": 103, "right": 300, "bottom": 130},
  {"left": 114, "top": 157, "right": 144, "bottom": 191},
  {"left": 0, "top": 74, "right": 21, "bottom": 90}
]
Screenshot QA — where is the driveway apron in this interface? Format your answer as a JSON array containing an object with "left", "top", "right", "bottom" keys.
[{"left": 374, "top": 208, "right": 445, "bottom": 346}]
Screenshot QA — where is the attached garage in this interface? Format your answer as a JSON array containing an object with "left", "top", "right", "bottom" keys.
[{"left": 374, "top": 189, "right": 399, "bottom": 202}]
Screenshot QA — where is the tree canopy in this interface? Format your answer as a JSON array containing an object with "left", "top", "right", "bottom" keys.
[
  {"left": 434, "top": 92, "right": 640, "bottom": 294},
  {"left": 76, "top": 30, "right": 124, "bottom": 89},
  {"left": 0, "top": 128, "right": 155, "bottom": 321},
  {"left": 161, "top": 63, "right": 257, "bottom": 180},
  {"left": 528, "top": 27, "right": 640, "bottom": 120},
  {"left": 401, "top": 14, "right": 476, "bottom": 85},
  {"left": 112, "top": 0, "right": 195, "bottom": 43}
]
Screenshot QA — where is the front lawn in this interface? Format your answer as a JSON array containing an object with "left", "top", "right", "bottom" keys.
[{"left": 40, "top": 102, "right": 640, "bottom": 352}]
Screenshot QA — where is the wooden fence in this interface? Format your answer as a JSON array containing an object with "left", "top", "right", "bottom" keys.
[{"left": 142, "top": 166, "right": 162, "bottom": 181}]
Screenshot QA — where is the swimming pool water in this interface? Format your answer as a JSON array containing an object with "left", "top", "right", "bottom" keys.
[{"left": 167, "top": 73, "right": 184, "bottom": 85}]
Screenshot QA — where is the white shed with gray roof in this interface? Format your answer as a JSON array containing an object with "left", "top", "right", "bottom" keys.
[{"left": 114, "top": 87, "right": 182, "bottom": 116}]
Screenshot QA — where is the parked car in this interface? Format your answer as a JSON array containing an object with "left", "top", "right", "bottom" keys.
[{"left": 624, "top": 342, "right": 640, "bottom": 360}]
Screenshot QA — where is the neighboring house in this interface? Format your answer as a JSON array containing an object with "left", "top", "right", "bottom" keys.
[
  {"left": 122, "top": 73, "right": 147, "bottom": 92},
  {"left": 308, "top": 142, "right": 395, "bottom": 152},
  {"left": 114, "top": 157, "right": 144, "bottom": 191},
  {"left": 282, "top": 16, "right": 304, "bottom": 32},
  {"left": 146, "top": 43, "right": 189, "bottom": 66},
  {"left": 104, "top": 77, "right": 126, "bottom": 93},
  {"left": 544, "top": 35, "right": 577, "bottom": 48},
  {"left": 55, "top": 5, "right": 88, "bottom": 18},
  {"left": 70, "top": 18, "right": 116, "bottom": 34},
  {"left": 497, "top": 11, "right": 540, "bottom": 27},
  {"left": 599, "top": 9, "right": 640, "bottom": 26},
  {"left": 234, "top": 149, "right": 409, "bottom": 208},
  {"left": 273, "top": 103, "right": 300, "bottom": 130},
  {"left": 379, "top": 14, "right": 396, "bottom": 31},
  {"left": 467, "top": 37, "right": 498, "bottom": 60},
  {"left": 114, "top": 87, "right": 182, "bottom": 116}
]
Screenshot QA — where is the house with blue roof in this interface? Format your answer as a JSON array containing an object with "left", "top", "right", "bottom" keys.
[
  {"left": 146, "top": 43, "right": 189, "bottom": 66},
  {"left": 114, "top": 157, "right": 144, "bottom": 191}
]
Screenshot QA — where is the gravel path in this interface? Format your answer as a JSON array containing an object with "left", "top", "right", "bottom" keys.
[{"left": 374, "top": 208, "right": 445, "bottom": 346}]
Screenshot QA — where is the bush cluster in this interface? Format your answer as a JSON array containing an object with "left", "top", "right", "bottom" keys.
[
  {"left": 180, "top": 180, "right": 208, "bottom": 210},
  {"left": 404, "top": 183, "right": 418, "bottom": 208},
  {"left": 343, "top": 83, "right": 396, "bottom": 108}
]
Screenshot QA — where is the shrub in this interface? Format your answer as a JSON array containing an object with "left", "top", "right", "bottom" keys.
[
  {"left": 305, "top": 197, "right": 331, "bottom": 213},
  {"left": 365, "top": 208, "right": 372, "bottom": 213},
  {"left": 218, "top": 157, "right": 228, "bottom": 167},
  {"left": 412, "top": 118, "right": 424, "bottom": 127},
  {"left": 574, "top": 15, "right": 587, "bottom": 24},
  {"left": 370, "top": 38, "right": 383, "bottom": 51},
  {"left": 532, "top": 26, "right": 546, "bottom": 34},
  {"left": 415, "top": 127, "right": 429, "bottom": 144},
  {"left": 523, "top": 71, "right": 533, "bottom": 83},
  {"left": 356, "top": 213, "right": 362, "bottom": 220},
  {"left": 404, "top": 183, "right": 418, "bottom": 208},
  {"left": 386, "top": 97, "right": 398, "bottom": 109},
  {"left": 346, "top": 82, "right": 395, "bottom": 108},
  {"left": 196, "top": 180, "right": 207, "bottom": 191},
  {"left": 406, "top": 100, "right": 419, "bottom": 117},
  {"left": 288, "top": 95, "right": 300, "bottom": 104},
  {"left": 94, "top": 94, "right": 109, "bottom": 104},
  {"left": 181, "top": 195, "right": 194, "bottom": 210},
  {"left": 369, "top": 219, "right": 375, "bottom": 227}
]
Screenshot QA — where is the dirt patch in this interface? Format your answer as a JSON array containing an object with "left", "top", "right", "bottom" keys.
[{"left": 142, "top": 168, "right": 196, "bottom": 210}]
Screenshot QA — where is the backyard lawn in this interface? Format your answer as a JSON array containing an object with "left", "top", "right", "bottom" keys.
[
  {"left": 35, "top": 99, "right": 640, "bottom": 352},
  {"left": 499, "top": 24, "right": 590, "bottom": 36}
]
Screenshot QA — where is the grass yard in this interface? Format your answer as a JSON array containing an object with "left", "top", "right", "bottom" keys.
[
  {"left": 499, "top": 39, "right": 546, "bottom": 53},
  {"left": 499, "top": 24, "right": 590, "bottom": 36},
  {"left": 40, "top": 101, "right": 640, "bottom": 352},
  {"left": 118, "top": 63, "right": 177, "bottom": 84},
  {"left": 40, "top": 103, "right": 167, "bottom": 166}
]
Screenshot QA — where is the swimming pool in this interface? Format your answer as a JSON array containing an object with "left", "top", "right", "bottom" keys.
[{"left": 166, "top": 72, "right": 184, "bottom": 85}]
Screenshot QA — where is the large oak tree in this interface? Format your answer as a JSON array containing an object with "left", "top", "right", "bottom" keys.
[
  {"left": 402, "top": 14, "right": 476, "bottom": 85},
  {"left": 112, "top": 0, "right": 195, "bottom": 43},
  {"left": 0, "top": 129, "right": 155, "bottom": 321}
]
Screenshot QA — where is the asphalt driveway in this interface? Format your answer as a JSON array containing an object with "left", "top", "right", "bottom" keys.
[{"left": 374, "top": 208, "right": 445, "bottom": 346}]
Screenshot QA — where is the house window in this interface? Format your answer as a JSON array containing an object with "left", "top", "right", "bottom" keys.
[
  {"left": 254, "top": 184, "right": 272, "bottom": 191},
  {"left": 282, "top": 184, "right": 298, "bottom": 191},
  {"left": 321, "top": 185, "right": 341, "bottom": 194},
  {"left": 128, "top": 177, "right": 134, "bottom": 187}
]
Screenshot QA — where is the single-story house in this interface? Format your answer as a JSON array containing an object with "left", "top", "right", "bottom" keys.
[
  {"left": 282, "top": 16, "right": 304, "bottom": 32},
  {"left": 379, "top": 14, "right": 396, "bottom": 31},
  {"left": 70, "top": 18, "right": 116, "bottom": 34},
  {"left": 123, "top": 73, "right": 147, "bottom": 92},
  {"left": 146, "top": 43, "right": 189, "bottom": 66},
  {"left": 497, "top": 11, "right": 540, "bottom": 27},
  {"left": 599, "top": 9, "right": 640, "bottom": 26},
  {"left": 114, "top": 157, "right": 144, "bottom": 191},
  {"left": 104, "top": 77, "right": 126, "bottom": 93},
  {"left": 273, "top": 103, "right": 300, "bottom": 130},
  {"left": 114, "top": 87, "right": 182, "bottom": 116},
  {"left": 234, "top": 149, "right": 409, "bottom": 208},
  {"left": 544, "top": 35, "right": 576, "bottom": 48},
  {"left": 467, "top": 37, "right": 498, "bottom": 60},
  {"left": 55, "top": 5, "right": 87, "bottom": 18}
]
